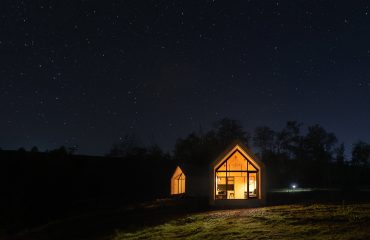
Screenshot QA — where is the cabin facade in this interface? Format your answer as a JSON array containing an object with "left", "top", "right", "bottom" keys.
[{"left": 170, "top": 142, "right": 266, "bottom": 207}]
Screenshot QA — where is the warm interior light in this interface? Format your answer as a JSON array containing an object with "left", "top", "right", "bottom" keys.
[
  {"left": 171, "top": 167, "right": 185, "bottom": 195},
  {"left": 215, "top": 149, "right": 259, "bottom": 200}
]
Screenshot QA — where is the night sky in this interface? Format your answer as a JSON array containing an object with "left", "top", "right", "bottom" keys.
[{"left": 1, "top": 1, "right": 370, "bottom": 155}]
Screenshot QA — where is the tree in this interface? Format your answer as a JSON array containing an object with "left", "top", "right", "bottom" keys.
[
  {"left": 253, "top": 126, "right": 275, "bottom": 157},
  {"left": 335, "top": 143, "right": 345, "bottom": 165},
  {"left": 304, "top": 124, "right": 337, "bottom": 163},
  {"left": 293, "top": 124, "right": 337, "bottom": 187},
  {"left": 30, "top": 146, "right": 39, "bottom": 153},
  {"left": 213, "top": 118, "right": 250, "bottom": 147},
  {"left": 276, "top": 121, "right": 302, "bottom": 158},
  {"left": 49, "top": 146, "right": 68, "bottom": 157},
  {"left": 174, "top": 132, "right": 203, "bottom": 165},
  {"left": 351, "top": 141, "right": 370, "bottom": 167},
  {"left": 174, "top": 118, "right": 249, "bottom": 166}
]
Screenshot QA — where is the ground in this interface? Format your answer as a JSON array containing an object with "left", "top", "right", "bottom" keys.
[
  {"left": 114, "top": 203, "right": 370, "bottom": 240},
  {"left": 6, "top": 191, "right": 370, "bottom": 240}
]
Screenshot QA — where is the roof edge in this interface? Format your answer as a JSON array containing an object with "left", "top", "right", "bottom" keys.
[{"left": 211, "top": 140, "right": 264, "bottom": 169}]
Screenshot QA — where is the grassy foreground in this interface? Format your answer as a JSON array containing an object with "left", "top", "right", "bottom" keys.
[{"left": 114, "top": 203, "right": 370, "bottom": 240}]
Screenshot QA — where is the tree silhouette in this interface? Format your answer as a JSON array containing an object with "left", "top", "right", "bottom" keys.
[
  {"left": 30, "top": 146, "right": 39, "bottom": 153},
  {"left": 335, "top": 143, "right": 345, "bottom": 165},
  {"left": 304, "top": 124, "right": 337, "bottom": 163},
  {"left": 351, "top": 141, "right": 370, "bottom": 167},
  {"left": 213, "top": 118, "right": 250, "bottom": 147},
  {"left": 175, "top": 118, "right": 249, "bottom": 166},
  {"left": 253, "top": 126, "right": 275, "bottom": 158},
  {"left": 272, "top": 121, "right": 303, "bottom": 159}
]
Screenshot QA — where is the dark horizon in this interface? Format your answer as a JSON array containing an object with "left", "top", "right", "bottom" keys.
[
  {"left": 0, "top": 119, "right": 365, "bottom": 159},
  {"left": 1, "top": 1, "right": 370, "bottom": 155}
]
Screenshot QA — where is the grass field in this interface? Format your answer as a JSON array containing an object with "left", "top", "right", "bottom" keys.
[
  {"left": 114, "top": 203, "right": 370, "bottom": 240},
  {"left": 7, "top": 193, "right": 370, "bottom": 240}
]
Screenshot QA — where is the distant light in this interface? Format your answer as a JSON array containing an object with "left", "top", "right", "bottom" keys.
[{"left": 291, "top": 184, "right": 297, "bottom": 189}]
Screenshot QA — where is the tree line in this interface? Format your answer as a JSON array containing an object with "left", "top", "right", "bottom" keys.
[
  {"left": 1, "top": 118, "right": 369, "bottom": 233},
  {"left": 166, "top": 119, "right": 369, "bottom": 188},
  {"left": 108, "top": 118, "right": 370, "bottom": 188}
]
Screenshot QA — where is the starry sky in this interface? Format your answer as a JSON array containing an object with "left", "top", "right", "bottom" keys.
[{"left": 1, "top": 1, "right": 370, "bottom": 155}]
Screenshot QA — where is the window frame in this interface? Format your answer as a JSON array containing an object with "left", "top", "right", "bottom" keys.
[{"left": 214, "top": 149, "right": 259, "bottom": 200}]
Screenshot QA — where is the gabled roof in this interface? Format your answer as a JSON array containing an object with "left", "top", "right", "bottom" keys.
[
  {"left": 211, "top": 140, "right": 264, "bottom": 170},
  {"left": 171, "top": 166, "right": 185, "bottom": 178},
  {"left": 173, "top": 140, "right": 264, "bottom": 177}
]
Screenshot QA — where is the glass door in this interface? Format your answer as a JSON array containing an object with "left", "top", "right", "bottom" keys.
[{"left": 248, "top": 172, "right": 257, "bottom": 198}]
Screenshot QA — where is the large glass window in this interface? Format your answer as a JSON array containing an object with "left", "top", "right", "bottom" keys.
[
  {"left": 215, "top": 150, "right": 258, "bottom": 199},
  {"left": 171, "top": 167, "right": 186, "bottom": 195}
]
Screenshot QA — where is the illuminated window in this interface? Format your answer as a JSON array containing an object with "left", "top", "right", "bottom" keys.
[
  {"left": 171, "top": 166, "right": 186, "bottom": 195},
  {"left": 215, "top": 150, "right": 259, "bottom": 199}
]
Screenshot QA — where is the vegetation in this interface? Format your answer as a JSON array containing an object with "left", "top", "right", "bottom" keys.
[
  {"left": 1, "top": 118, "right": 370, "bottom": 236},
  {"left": 114, "top": 203, "right": 370, "bottom": 240},
  {"left": 174, "top": 119, "right": 370, "bottom": 188},
  {"left": 352, "top": 141, "right": 370, "bottom": 167}
]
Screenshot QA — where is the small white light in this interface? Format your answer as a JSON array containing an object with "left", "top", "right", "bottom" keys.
[{"left": 292, "top": 184, "right": 296, "bottom": 189}]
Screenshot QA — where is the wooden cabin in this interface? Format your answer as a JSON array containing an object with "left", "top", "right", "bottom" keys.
[{"left": 170, "top": 142, "right": 266, "bottom": 207}]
